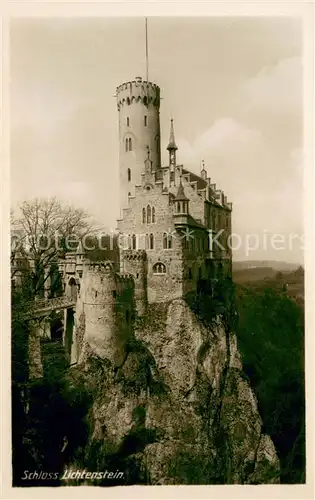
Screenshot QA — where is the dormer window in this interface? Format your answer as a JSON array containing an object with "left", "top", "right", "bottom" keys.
[{"left": 175, "top": 200, "right": 188, "bottom": 214}]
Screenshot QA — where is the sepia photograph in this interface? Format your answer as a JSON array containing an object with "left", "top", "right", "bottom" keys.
[{"left": 7, "top": 13, "right": 309, "bottom": 490}]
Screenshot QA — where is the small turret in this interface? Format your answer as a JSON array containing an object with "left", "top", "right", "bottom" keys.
[
  {"left": 173, "top": 179, "right": 190, "bottom": 229},
  {"left": 200, "top": 160, "right": 207, "bottom": 181}
]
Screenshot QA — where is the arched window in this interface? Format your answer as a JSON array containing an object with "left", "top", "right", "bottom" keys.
[
  {"left": 142, "top": 207, "right": 146, "bottom": 224},
  {"left": 127, "top": 168, "right": 131, "bottom": 181},
  {"left": 168, "top": 234, "right": 172, "bottom": 249},
  {"left": 132, "top": 234, "right": 136, "bottom": 250},
  {"left": 127, "top": 97, "right": 130, "bottom": 105},
  {"left": 145, "top": 233, "right": 149, "bottom": 249},
  {"left": 128, "top": 192, "right": 131, "bottom": 197},
  {"left": 149, "top": 233, "right": 154, "bottom": 250},
  {"left": 177, "top": 202, "right": 181, "bottom": 213},
  {"left": 128, "top": 137, "right": 132, "bottom": 151},
  {"left": 152, "top": 206, "right": 155, "bottom": 223},
  {"left": 125, "top": 138, "right": 129, "bottom": 152},
  {"left": 147, "top": 205, "right": 151, "bottom": 224},
  {"left": 127, "top": 117, "right": 130, "bottom": 126},
  {"left": 163, "top": 232, "right": 172, "bottom": 249},
  {"left": 153, "top": 262, "right": 166, "bottom": 274},
  {"left": 163, "top": 232, "right": 168, "bottom": 249}
]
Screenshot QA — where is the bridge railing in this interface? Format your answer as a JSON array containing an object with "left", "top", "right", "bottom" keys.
[{"left": 25, "top": 296, "right": 76, "bottom": 315}]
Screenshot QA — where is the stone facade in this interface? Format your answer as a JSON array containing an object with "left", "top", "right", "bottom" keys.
[
  {"left": 116, "top": 77, "right": 232, "bottom": 303},
  {"left": 59, "top": 76, "right": 233, "bottom": 364}
]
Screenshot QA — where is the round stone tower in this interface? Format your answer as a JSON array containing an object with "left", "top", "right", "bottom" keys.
[
  {"left": 83, "top": 261, "right": 125, "bottom": 366},
  {"left": 116, "top": 77, "right": 161, "bottom": 210}
]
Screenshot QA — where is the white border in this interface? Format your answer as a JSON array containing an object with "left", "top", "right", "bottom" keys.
[{"left": 1, "top": 2, "right": 314, "bottom": 499}]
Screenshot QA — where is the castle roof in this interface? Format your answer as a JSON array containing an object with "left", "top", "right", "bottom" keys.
[
  {"left": 174, "top": 180, "right": 189, "bottom": 201},
  {"left": 167, "top": 118, "right": 178, "bottom": 151}
]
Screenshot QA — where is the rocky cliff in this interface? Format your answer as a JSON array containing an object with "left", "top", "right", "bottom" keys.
[{"left": 67, "top": 298, "right": 279, "bottom": 485}]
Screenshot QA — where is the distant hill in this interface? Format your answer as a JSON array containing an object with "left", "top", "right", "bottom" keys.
[
  {"left": 233, "top": 260, "right": 301, "bottom": 272},
  {"left": 232, "top": 266, "right": 277, "bottom": 284},
  {"left": 233, "top": 264, "right": 304, "bottom": 309}
]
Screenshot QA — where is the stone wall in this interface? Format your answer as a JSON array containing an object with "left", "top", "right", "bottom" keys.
[{"left": 73, "top": 262, "right": 134, "bottom": 367}]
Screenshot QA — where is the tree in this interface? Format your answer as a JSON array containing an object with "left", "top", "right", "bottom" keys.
[
  {"left": 10, "top": 198, "right": 97, "bottom": 485},
  {"left": 11, "top": 197, "right": 95, "bottom": 300}
]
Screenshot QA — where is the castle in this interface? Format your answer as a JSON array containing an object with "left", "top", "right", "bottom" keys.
[{"left": 61, "top": 76, "right": 232, "bottom": 318}]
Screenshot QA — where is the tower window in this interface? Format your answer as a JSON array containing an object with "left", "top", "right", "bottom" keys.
[
  {"left": 152, "top": 206, "right": 155, "bottom": 223},
  {"left": 127, "top": 117, "right": 130, "bottom": 126},
  {"left": 128, "top": 168, "right": 131, "bottom": 182},
  {"left": 128, "top": 138, "right": 132, "bottom": 151},
  {"left": 144, "top": 115, "right": 147, "bottom": 126},
  {"left": 125, "top": 138, "right": 128, "bottom": 152},
  {"left": 142, "top": 207, "right": 146, "bottom": 224}
]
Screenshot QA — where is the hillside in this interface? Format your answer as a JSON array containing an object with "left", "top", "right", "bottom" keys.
[{"left": 233, "top": 261, "right": 300, "bottom": 272}]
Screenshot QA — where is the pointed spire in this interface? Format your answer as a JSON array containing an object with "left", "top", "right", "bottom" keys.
[
  {"left": 174, "top": 177, "right": 188, "bottom": 201},
  {"left": 167, "top": 118, "right": 178, "bottom": 151}
]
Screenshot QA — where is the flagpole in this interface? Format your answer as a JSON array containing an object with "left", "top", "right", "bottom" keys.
[{"left": 145, "top": 17, "right": 149, "bottom": 81}]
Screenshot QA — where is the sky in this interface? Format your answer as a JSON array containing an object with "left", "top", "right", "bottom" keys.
[{"left": 10, "top": 17, "right": 303, "bottom": 263}]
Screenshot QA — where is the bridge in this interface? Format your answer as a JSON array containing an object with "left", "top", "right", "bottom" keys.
[{"left": 25, "top": 296, "right": 76, "bottom": 319}]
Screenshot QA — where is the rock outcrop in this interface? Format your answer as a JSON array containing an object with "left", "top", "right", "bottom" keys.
[{"left": 67, "top": 298, "right": 279, "bottom": 485}]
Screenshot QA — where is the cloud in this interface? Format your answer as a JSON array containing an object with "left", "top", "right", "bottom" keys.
[
  {"left": 242, "top": 56, "right": 302, "bottom": 118},
  {"left": 162, "top": 118, "right": 266, "bottom": 195}
]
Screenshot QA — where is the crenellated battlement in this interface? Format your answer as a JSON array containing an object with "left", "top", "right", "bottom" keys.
[
  {"left": 84, "top": 260, "right": 114, "bottom": 273},
  {"left": 122, "top": 250, "right": 147, "bottom": 261},
  {"left": 115, "top": 272, "right": 134, "bottom": 283},
  {"left": 116, "top": 77, "right": 160, "bottom": 109}
]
